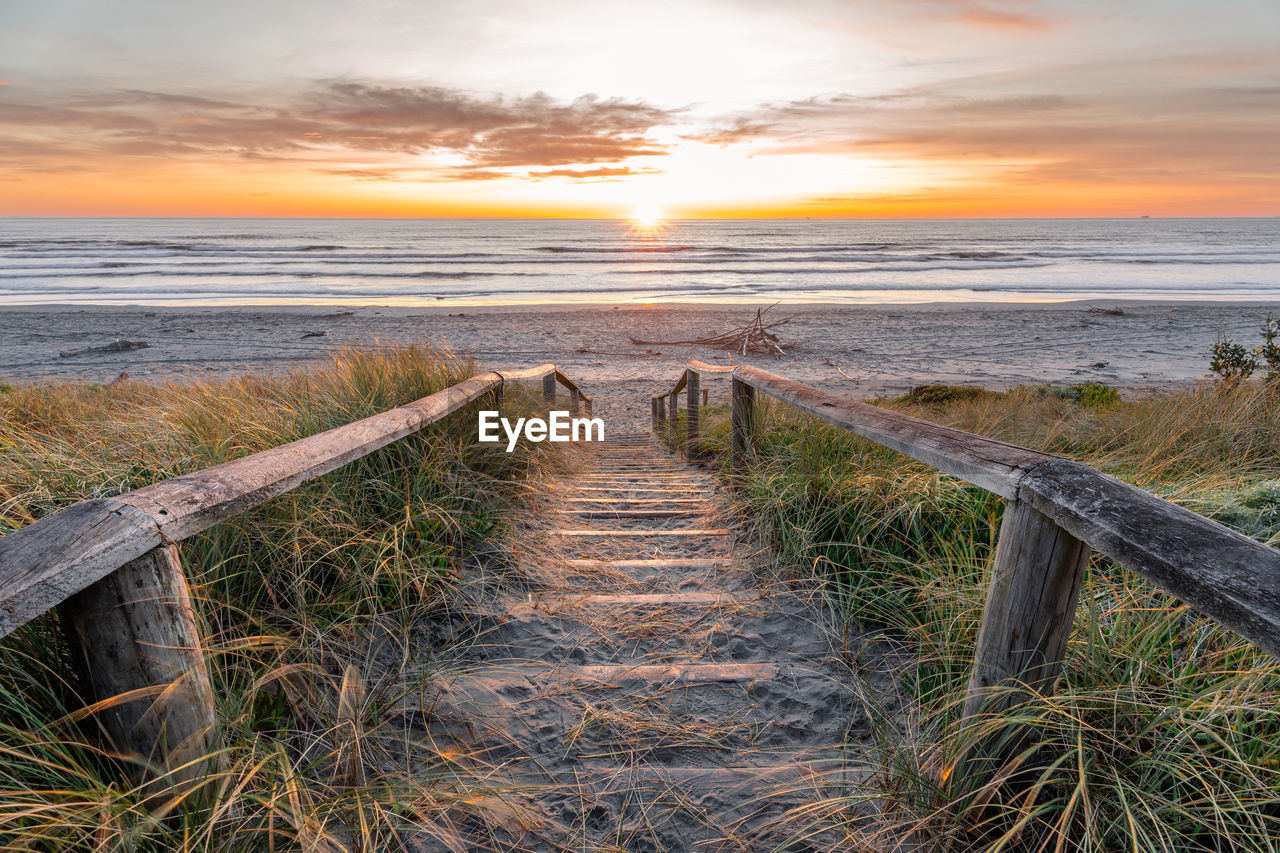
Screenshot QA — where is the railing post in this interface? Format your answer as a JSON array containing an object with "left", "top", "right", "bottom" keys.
[
  {"left": 963, "top": 500, "right": 1091, "bottom": 723},
  {"left": 669, "top": 390, "right": 679, "bottom": 427},
  {"left": 702, "top": 388, "right": 708, "bottom": 406},
  {"left": 686, "top": 370, "right": 700, "bottom": 462},
  {"left": 651, "top": 398, "right": 658, "bottom": 430},
  {"left": 58, "top": 543, "right": 218, "bottom": 804},
  {"left": 542, "top": 373, "right": 556, "bottom": 406},
  {"left": 570, "top": 387, "right": 580, "bottom": 415},
  {"left": 656, "top": 395, "right": 666, "bottom": 429},
  {"left": 731, "top": 376, "right": 755, "bottom": 473},
  {"left": 584, "top": 397, "right": 592, "bottom": 416}
]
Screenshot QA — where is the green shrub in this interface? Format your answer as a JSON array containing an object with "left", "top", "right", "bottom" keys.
[
  {"left": 1210, "top": 332, "right": 1259, "bottom": 384},
  {"left": 901, "top": 384, "right": 1002, "bottom": 405}
]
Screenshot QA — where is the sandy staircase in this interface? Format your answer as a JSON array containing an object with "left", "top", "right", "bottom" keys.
[{"left": 415, "top": 434, "right": 873, "bottom": 851}]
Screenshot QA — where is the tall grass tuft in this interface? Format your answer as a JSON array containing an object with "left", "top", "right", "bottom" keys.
[
  {"left": 0, "top": 345, "right": 563, "bottom": 850},
  {"left": 685, "top": 381, "right": 1280, "bottom": 850}
]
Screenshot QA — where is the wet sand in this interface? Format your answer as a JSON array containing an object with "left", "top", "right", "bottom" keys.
[{"left": 2, "top": 301, "right": 1276, "bottom": 428}]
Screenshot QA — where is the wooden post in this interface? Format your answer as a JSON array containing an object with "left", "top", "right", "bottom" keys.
[
  {"left": 570, "top": 387, "right": 580, "bottom": 415},
  {"left": 584, "top": 397, "right": 592, "bottom": 417},
  {"left": 963, "top": 500, "right": 1091, "bottom": 721},
  {"left": 701, "top": 388, "right": 708, "bottom": 406},
  {"left": 686, "top": 370, "right": 700, "bottom": 462},
  {"left": 651, "top": 398, "right": 658, "bottom": 430},
  {"left": 543, "top": 373, "right": 556, "bottom": 406},
  {"left": 669, "top": 391, "right": 679, "bottom": 427},
  {"left": 656, "top": 396, "right": 666, "bottom": 429},
  {"left": 59, "top": 544, "right": 218, "bottom": 803},
  {"left": 731, "top": 377, "right": 755, "bottom": 473}
]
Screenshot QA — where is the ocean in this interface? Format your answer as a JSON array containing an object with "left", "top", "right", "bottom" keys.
[{"left": 1, "top": 217, "right": 1278, "bottom": 307}]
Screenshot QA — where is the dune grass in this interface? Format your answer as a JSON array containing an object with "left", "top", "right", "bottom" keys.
[
  {"left": 667, "top": 381, "right": 1280, "bottom": 850},
  {"left": 0, "top": 345, "right": 564, "bottom": 851}
]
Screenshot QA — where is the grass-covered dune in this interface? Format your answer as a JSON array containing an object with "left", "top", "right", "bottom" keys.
[
  {"left": 671, "top": 381, "right": 1280, "bottom": 851},
  {"left": 0, "top": 346, "right": 560, "bottom": 851}
]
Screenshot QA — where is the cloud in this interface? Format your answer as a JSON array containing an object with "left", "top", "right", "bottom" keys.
[
  {"left": 887, "top": 0, "right": 1057, "bottom": 32},
  {"left": 0, "top": 79, "right": 679, "bottom": 179},
  {"left": 527, "top": 166, "right": 661, "bottom": 180},
  {"left": 688, "top": 55, "right": 1280, "bottom": 188}
]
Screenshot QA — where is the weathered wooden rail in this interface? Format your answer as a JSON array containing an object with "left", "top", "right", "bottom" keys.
[
  {"left": 654, "top": 362, "right": 1280, "bottom": 732},
  {"left": 0, "top": 363, "right": 588, "bottom": 796}
]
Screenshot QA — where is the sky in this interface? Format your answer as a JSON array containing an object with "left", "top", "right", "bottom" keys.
[{"left": 1, "top": 0, "right": 1277, "bottom": 218}]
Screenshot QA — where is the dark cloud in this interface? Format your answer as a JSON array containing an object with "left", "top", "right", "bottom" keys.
[{"left": 0, "top": 80, "right": 678, "bottom": 178}]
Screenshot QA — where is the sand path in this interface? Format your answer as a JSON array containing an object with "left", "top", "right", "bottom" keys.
[{"left": 408, "top": 425, "right": 904, "bottom": 851}]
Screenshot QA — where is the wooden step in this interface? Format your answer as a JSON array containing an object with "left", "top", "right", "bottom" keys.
[
  {"left": 566, "top": 558, "right": 730, "bottom": 569},
  {"left": 565, "top": 497, "right": 707, "bottom": 505},
  {"left": 501, "top": 591, "right": 755, "bottom": 614},
  {"left": 563, "top": 509, "right": 703, "bottom": 519},
  {"left": 578, "top": 471, "right": 706, "bottom": 479},
  {"left": 551, "top": 528, "right": 732, "bottom": 538},
  {"left": 570, "top": 486, "right": 708, "bottom": 493},
  {"left": 460, "top": 661, "right": 780, "bottom": 689}
]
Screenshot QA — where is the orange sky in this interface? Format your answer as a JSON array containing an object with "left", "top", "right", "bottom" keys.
[{"left": 2, "top": 1, "right": 1278, "bottom": 218}]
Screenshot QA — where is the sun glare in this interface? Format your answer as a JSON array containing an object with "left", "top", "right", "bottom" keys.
[{"left": 631, "top": 204, "right": 664, "bottom": 228}]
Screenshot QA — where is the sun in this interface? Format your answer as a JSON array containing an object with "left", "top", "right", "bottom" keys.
[{"left": 630, "top": 204, "right": 664, "bottom": 229}]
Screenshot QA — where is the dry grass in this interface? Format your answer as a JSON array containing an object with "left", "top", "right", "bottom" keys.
[
  {"left": 674, "top": 380, "right": 1280, "bottom": 850},
  {"left": 0, "top": 345, "right": 567, "bottom": 851}
]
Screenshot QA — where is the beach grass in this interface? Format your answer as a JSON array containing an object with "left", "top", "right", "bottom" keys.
[
  {"left": 667, "top": 381, "right": 1280, "bottom": 850},
  {"left": 0, "top": 345, "right": 564, "bottom": 851}
]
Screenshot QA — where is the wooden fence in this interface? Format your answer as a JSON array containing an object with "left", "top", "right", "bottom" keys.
[
  {"left": 654, "top": 361, "right": 1280, "bottom": 732},
  {"left": 0, "top": 363, "right": 587, "bottom": 794}
]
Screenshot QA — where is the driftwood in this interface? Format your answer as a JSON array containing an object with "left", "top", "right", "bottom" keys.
[
  {"left": 576, "top": 348, "right": 663, "bottom": 357},
  {"left": 630, "top": 307, "right": 790, "bottom": 358}
]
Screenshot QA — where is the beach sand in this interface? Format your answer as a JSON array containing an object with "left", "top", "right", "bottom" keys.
[{"left": 3, "top": 300, "right": 1276, "bottom": 430}]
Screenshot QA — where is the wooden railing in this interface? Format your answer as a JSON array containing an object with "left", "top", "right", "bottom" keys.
[
  {"left": 0, "top": 363, "right": 587, "bottom": 794},
  {"left": 655, "top": 361, "right": 1280, "bottom": 732}
]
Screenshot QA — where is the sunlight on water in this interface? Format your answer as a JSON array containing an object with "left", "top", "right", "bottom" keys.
[{"left": 1, "top": 218, "right": 1278, "bottom": 307}]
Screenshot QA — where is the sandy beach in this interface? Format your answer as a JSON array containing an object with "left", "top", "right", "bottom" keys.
[{"left": 3, "top": 300, "right": 1277, "bottom": 428}]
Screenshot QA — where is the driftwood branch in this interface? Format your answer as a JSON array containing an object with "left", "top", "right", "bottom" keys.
[{"left": 630, "top": 306, "right": 791, "bottom": 358}]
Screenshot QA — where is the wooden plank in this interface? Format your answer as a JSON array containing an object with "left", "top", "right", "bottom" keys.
[
  {"left": 686, "top": 368, "right": 701, "bottom": 462},
  {"left": 0, "top": 499, "right": 161, "bottom": 639},
  {"left": 1, "top": 372, "right": 502, "bottom": 636},
  {"left": 735, "top": 366, "right": 1050, "bottom": 499},
  {"left": 566, "top": 661, "right": 777, "bottom": 685},
  {"left": 731, "top": 376, "right": 755, "bottom": 474},
  {"left": 568, "top": 494, "right": 711, "bottom": 502},
  {"left": 59, "top": 544, "right": 218, "bottom": 800},
  {"left": 551, "top": 528, "right": 733, "bottom": 537},
  {"left": 566, "top": 558, "right": 730, "bottom": 569},
  {"left": 562, "top": 509, "right": 702, "bottom": 519},
  {"left": 567, "top": 486, "right": 708, "bottom": 494},
  {"left": 114, "top": 373, "right": 499, "bottom": 541},
  {"left": 963, "top": 500, "right": 1090, "bottom": 720},
  {"left": 501, "top": 590, "right": 754, "bottom": 613},
  {"left": 1018, "top": 458, "right": 1280, "bottom": 658}
]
